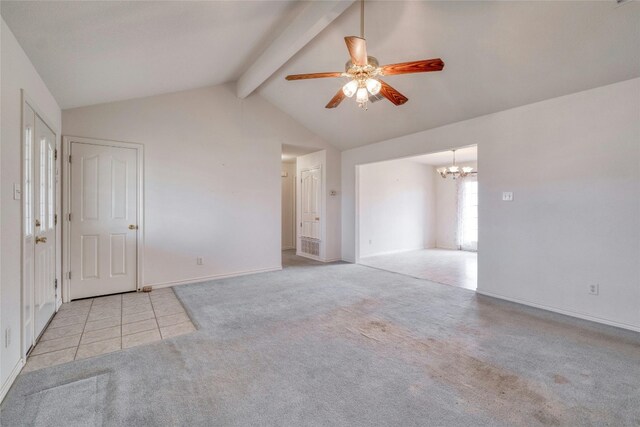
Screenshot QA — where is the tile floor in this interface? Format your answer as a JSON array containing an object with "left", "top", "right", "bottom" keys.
[
  {"left": 24, "top": 288, "right": 196, "bottom": 372},
  {"left": 358, "top": 248, "right": 477, "bottom": 290}
]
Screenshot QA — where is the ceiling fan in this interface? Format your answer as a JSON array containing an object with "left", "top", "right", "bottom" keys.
[{"left": 285, "top": 0, "right": 444, "bottom": 110}]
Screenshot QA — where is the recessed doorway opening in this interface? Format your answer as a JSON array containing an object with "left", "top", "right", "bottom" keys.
[
  {"left": 281, "top": 144, "right": 323, "bottom": 266},
  {"left": 355, "top": 145, "right": 478, "bottom": 290}
]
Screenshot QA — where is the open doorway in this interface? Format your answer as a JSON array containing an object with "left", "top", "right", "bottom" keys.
[
  {"left": 356, "top": 145, "right": 478, "bottom": 290},
  {"left": 281, "top": 144, "right": 319, "bottom": 267}
]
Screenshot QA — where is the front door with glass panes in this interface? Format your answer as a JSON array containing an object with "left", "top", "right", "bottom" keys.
[{"left": 23, "top": 102, "right": 58, "bottom": 353}]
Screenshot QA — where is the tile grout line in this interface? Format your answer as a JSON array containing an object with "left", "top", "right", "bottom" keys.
[
  {"left": 148, "top": 291, "right": 163, "bottom": 340},
  {"left": 73, "top": 298, "right": 95, "bottom": 360}
]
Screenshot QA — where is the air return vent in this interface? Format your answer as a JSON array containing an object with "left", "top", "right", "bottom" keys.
[{"left": 300, "top": 237, "right": 320, "bottom": 257}]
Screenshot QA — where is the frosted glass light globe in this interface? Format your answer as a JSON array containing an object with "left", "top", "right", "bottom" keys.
[{"left": 342, "top": 80, "right": 358, "bottom": 98}]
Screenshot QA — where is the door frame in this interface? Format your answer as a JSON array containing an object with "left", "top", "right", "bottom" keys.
[
  {"left": 21, "top": 89, "right": 61, "bottom": 356},
  {"left": 61, "top": 136, "right": 145, "bottom": 302},
  {"left": 297, "top": 165, "right": 323, "bottom": 261}
]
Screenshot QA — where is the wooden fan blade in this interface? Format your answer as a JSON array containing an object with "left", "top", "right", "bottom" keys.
[
  {"left": 379, "top": 80, "right": 408, "bottom": 106},
  {"left": 325, "top": 89, "right": 346, "bottom": 109},
  {"left": 285, "top": 72, "right": 343, "bottom": 81},
  {"left": 380, "top": 58, "right": 444, "bottom": 76},
  {"left": 344, "top": 36, "right": 368, "bottom": 66}
]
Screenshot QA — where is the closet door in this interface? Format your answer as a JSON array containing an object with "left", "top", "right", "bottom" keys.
[
  {"left": 300, "top": 167, "right": 321, "bottom": 239},
  {"left": 69, "top": 142, "right": 138, "bottom": 299}
]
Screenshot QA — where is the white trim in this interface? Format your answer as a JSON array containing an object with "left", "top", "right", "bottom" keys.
[
  {"left": 148, "top": 266, "right": 282, "bottom": 289},
  {"left": 354, "top": 164, "right": 361, "bottom": 263},
  {"left": 62, "top": 136, "right": 145, "bottom": 302},
  {"left": 296, "top": 251, "right": 321, "bottom": 262},
  {"left": 21, "top": 90, "right": 60, "bottom": 137},
  {"left": 298, "top": 164, "right": 324, "bottom": 259},
  {"left": 358, "top": 246, "right": 427, "bottom": 260},
  {"left": 476, "top": 290, "right": 640, "bottom": 333},
  {"left": 20, "top": 90, "right": 61, "bottom": 362},
  {"left": 0, "top": 359, "right": 25, "bottom": 403}
]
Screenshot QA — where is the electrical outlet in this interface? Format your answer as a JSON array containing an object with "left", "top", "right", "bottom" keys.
[
  {"left": 502, "top": 191, "right": 514, "bottom": 201},
  {"left": 369, "top": 239, "right": 372, "bottom": 245},
  {"left": 588, "top": 284, "right": 599, "bottom": 295},
  {"left": 196, "top": 257, "right": 203, "bottom": 265}
]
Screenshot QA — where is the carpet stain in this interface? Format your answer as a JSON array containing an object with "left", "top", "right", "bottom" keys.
[
  {"left": 553, "top": 374, "right": 570, "bottom": 384},
  {"left": 316, "top": 300, "right": 588, "bottom": 426}
]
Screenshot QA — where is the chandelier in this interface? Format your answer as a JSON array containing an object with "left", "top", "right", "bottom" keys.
[{"left": 437, "top": 149, "right": 475, "bottom": 179}]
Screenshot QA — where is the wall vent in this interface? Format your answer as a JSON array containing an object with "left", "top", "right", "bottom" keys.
[{"left": 300, "top": 237, "right": 320, "bottom": 257}]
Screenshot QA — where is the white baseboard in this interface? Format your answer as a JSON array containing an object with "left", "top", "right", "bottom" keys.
[
  {"left": 476, "top": 290, "right": 640, "bottom": 333},
  {"left": 295, "top": 251, "right": 341, "bottom": 263},
  {"left": 282, "top": 246, "right": 296, "bottom": 251},
  {"left": 149, "top": 266, "right": 282, "bottom": 289},
  {"left": 435, "top": 245, "right": 458, "bottom": 250},
  {"left": 1, "top": 358, "right": 24, "bottom": 403},
  {"left": 359, "top": 246, "right": 426, "bottom": 259},
  {"left": 296, "top": 251, "right": 322, "bottom": 261}
]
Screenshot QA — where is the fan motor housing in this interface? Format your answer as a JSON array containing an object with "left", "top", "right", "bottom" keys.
[{"left": 345, "top": 56, "right": 380, "bottom": 78}]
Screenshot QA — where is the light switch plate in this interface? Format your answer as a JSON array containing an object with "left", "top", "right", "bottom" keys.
[{"left": 502, "top": 191, "right": 514, "bottom": 201}]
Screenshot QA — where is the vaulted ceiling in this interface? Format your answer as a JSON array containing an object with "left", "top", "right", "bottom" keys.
[
  {"left": 2, "top": 1, "right": 639, "bottom": 150},
  {"left": 0, "top": 1, "right": 301, "bottom": 108},
  {"left": 259, "top": 0, "right": 640, "bottom": 149}
]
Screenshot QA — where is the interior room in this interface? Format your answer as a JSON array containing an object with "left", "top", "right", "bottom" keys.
[
  {"left": 357, "top": 146, "right": 478, "bottom": 290},
  {"left": 1, "top": 1, "right": 639, "bottom": 425}
]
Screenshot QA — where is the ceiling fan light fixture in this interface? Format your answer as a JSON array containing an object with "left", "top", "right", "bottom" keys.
[
  {"left": 284, "top": 0, "right": 444, "bottom": 110},
  {"left": 356, "top": 87, "right": 369, "bottom": 108},
  {"left": 366, "top": 78, "right": 381, "bottom": 95},
  {"left": 342, "top": 80, "right": 358, "bottom": 98}
]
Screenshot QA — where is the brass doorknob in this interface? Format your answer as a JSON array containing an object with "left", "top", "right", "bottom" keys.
[
  {"left": 35, "top": 236, "right": 47, "bottom": 244},
  {"left": 128, "top": 224, "right": 138, "bottom": 230}
]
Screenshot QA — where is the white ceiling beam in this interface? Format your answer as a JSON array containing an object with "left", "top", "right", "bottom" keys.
[{"left": 236, "top": 0, "right": 355, "bottom": 99}]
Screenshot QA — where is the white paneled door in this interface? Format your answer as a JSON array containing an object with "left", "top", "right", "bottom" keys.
[
  {"left": 300, "top": 167, "right": 321, "bottom": 239},
  {"left": 69, "top": 142, "right": 138, "bottom": 299},
  {"left": 23, "top": 104, "right": 58, "bottom": 351}
]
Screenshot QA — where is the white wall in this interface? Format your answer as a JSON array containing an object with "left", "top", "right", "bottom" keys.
[
  {"left": 63, "top": 84, "right": 336, "bottom": 287},
  {"left": 281, "top": 162, "right": 296, "bottom": 250},
  {"left": 342, "top": 78, "right": 640, "bottom": 332},
  {"left": 435, "top": 162, "right": 477, "bottom": 250},
  {"left": 1, "top": 18, "right": 62, "bottom": 397},
  {"left": 358, "top": 159, "right": 435, "bottom": 258}
]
